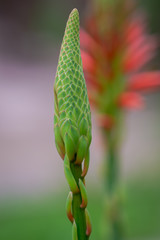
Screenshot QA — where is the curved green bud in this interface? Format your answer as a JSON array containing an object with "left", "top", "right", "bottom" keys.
[
  {"left": 72, "top": 221, "right": 78, "bottom": 240},
  {"left": 79, "top": 179, "right": 88, "bottom": 209},
  {"left": 66, "top": 192, "right": 74, "bottom": 223},
  {"left": 64, "top": 133, "right": 76, "bottom": 161},
  {"left": 79, "top": 117, "right": 88, "bottom": 136},
  {"left": 54, "top": 124, "right": 65, "bottom": 158},
  {"left": 70, "top": 126, "right": 80, "bottom": 149},
  {"left": 87, "top": 128, "right": 92, "bottom": 146},
  {"left": 55, "top": 141, "right": 65, "bottom": 160},
  {"left": 75, "top": 136, "right": 88, "bottom": 165},
  {"left": 60, "top": 120, "right": 72, "bottom": 140},
  {"left": 64, "top": 154, "right": 79, "bottom": 193},
  {"left": 85, "top": 209, "right": 92, "bottom": 237},
  {"left": 81, "top": 150, "right": 90, "bottom": 177}
]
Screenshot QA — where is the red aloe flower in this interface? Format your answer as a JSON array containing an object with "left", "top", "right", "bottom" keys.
[
  {"left": 80, "top": 0, "right": 160, "bottom": 129},
  {"left": 119, "top": 92, "right": 144, "bottom": 109},
  {"left": 128, "top": 72, "right": 160, "bottom": 91}
]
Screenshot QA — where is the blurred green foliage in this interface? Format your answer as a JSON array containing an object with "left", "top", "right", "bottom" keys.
[
  {"left": 140, "top": 0, "right": 160, "bottom": 33},
  {"left": 0, "top": 178, "right": 159, "bottom": 240}
]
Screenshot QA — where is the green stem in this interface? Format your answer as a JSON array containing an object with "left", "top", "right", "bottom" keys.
[
  {"left": 104, "top": 130, "right": 123, "bottom": 240},
  {"left": 70, "top": 162, "right": 88, "bottom": 240},
  {"left": 106, "top": 132, "right": 118, "bottom": 194}
]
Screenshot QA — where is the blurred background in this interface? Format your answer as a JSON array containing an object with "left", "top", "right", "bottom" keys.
[{"left": 0, "top": 0, "right": 160, "bottom": 239}]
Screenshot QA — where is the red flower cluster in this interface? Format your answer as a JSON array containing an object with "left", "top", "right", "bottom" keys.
[{"left": 80, "top": 1, "right": 160, "bottom": 128}]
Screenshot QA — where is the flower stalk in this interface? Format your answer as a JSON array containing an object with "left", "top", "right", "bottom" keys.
[
  {"left": 54, "top": 8, "right": 92, "bottom": 240},
  {"left": 105, "top": 130, "right": 118, "bottom": 194},
  {"left": 103, "top": 129, "right": 124, "bottom": 240},
  {"left": 70, "top": 162, "right": 88, "bottom": 240}
]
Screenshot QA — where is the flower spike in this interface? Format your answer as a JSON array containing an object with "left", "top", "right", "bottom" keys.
[
  {"left": 80, "top": 0, "right": 160, "bottom": 239},
  {"left": 54, "top": 8, "right": 92, "bottom": 240}
]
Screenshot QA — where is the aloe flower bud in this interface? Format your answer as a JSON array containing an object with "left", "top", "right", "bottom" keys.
[
  {"left": 54, "top": 8, "right": 92, "bottom": 240},
  {"left": 54, "top": 8, "right": 91, "bottom": 166}
]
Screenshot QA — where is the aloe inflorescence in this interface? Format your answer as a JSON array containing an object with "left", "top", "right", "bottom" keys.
[
  {"left": 80, "top": 0, "right": 160, "bottom": 239},
  {"left": 54, "top": 9, "right": 92, "bottom": 240}
]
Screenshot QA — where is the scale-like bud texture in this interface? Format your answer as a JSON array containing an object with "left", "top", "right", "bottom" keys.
[{"left": 54, "top": 9, "right": 92, "bottom": 163}]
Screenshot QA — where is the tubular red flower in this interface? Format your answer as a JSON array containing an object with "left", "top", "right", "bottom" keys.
[
  {"left": 128, "top": 72, "right": 160, "bottom": 91},
  {"left": 81, "top": 50, "right": 97, "bottom": 74},
  {"left": 84, "top": 72, "right": 103, "bottom": 92},
  {"left": 125, "top": 17, "right": 146, "bottom": 45},
  {"left": 119, "top": 92, "right": 144, "bottom": 109},
  {"left": 123, "top": 37, "right": 156, "bottom": 72},
  {"left": 80, "top": 29, "right": 99, "bottom": 53}
]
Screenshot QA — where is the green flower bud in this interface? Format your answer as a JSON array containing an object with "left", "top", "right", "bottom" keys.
[{"left": 54, "top": 8, "right": 92, "bottom": 162}]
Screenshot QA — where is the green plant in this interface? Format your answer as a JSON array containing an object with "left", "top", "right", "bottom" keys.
[{"left": 54, "top": 9, "right": 92, "bottom": 240}]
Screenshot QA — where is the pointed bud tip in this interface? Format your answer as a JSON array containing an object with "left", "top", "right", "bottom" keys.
[
  {"left": 68, "top": 8, "right": 79, "bottom": 27},
  {"left": 70, "top": 8, "right": 79, "bottom": 17},
  {"left": 63, "top": 8, "right": 80, "bottom": 49}
]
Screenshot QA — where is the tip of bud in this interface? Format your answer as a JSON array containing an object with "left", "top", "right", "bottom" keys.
[
  {"left": 71, "top": 8, "right": 79, "bottom": 15},
  {"left": 69, "top": 8, "right": 79, "bottom": 20}
]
